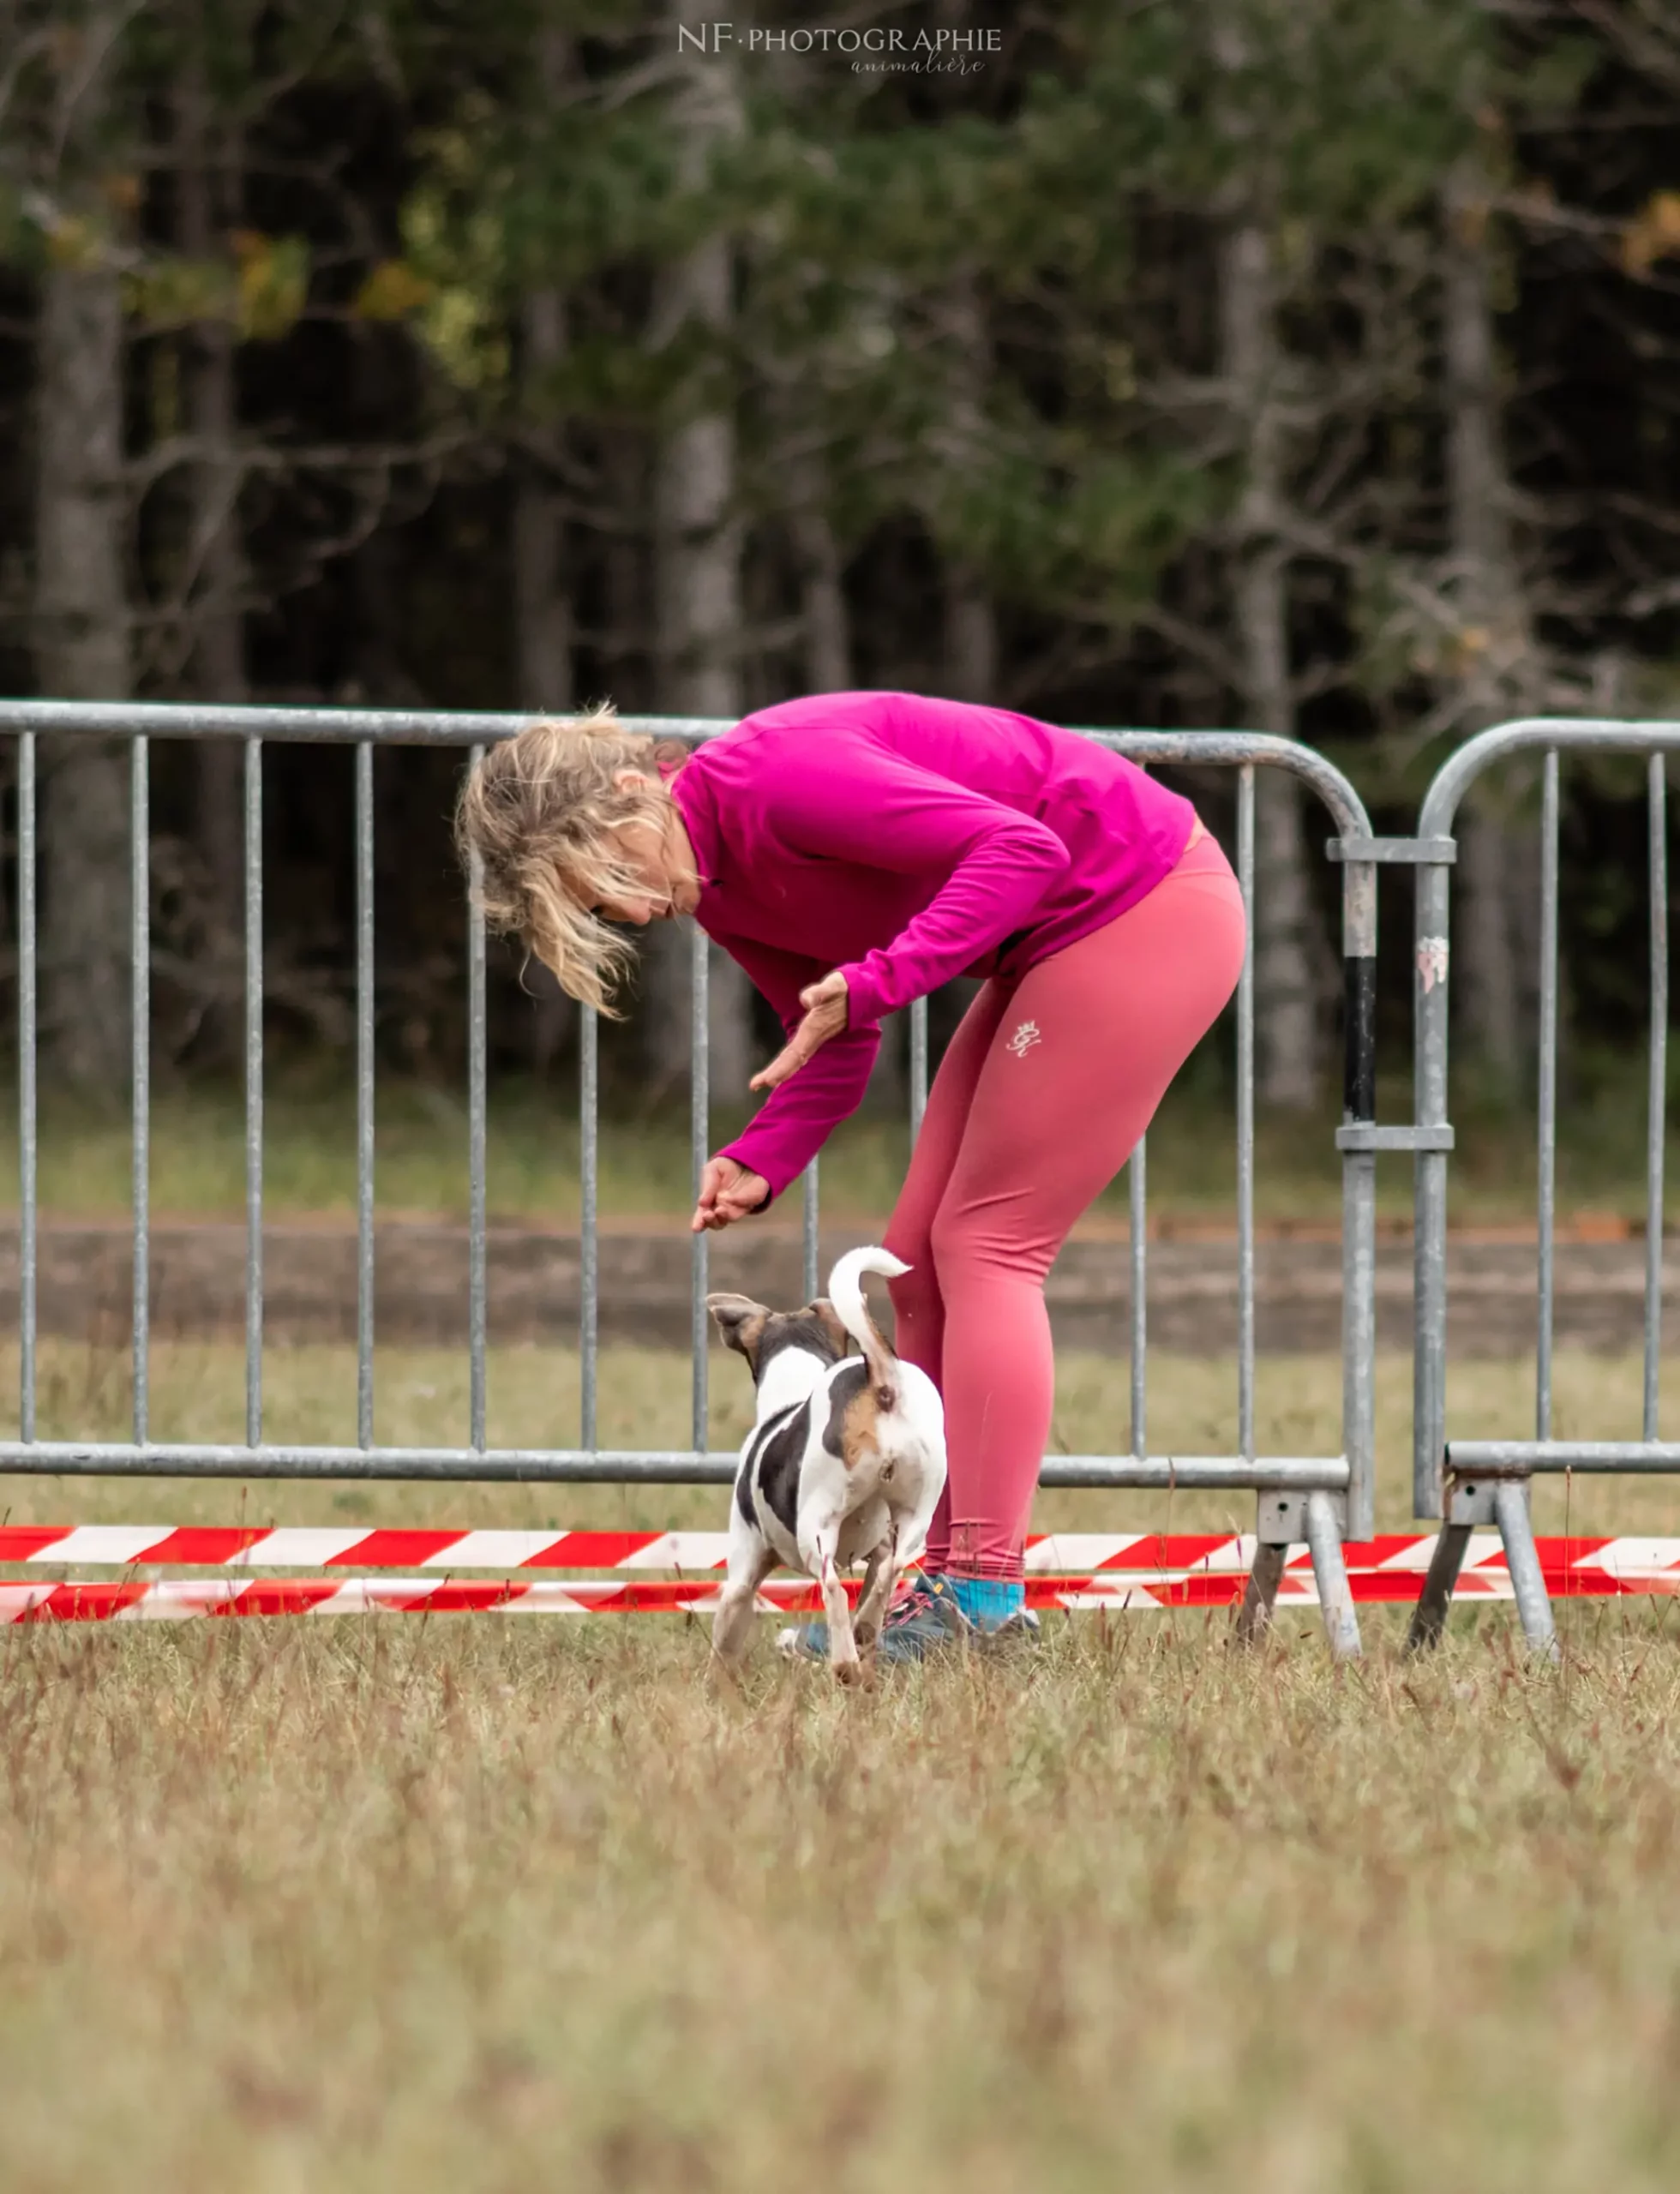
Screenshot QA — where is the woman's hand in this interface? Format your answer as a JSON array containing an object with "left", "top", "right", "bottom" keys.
[
  {"left": 692, "top": 1155, "right": 771, "bottom": 1233},
  {"left": 750, "top": 970, "right": 849, "bottom": 1093}
]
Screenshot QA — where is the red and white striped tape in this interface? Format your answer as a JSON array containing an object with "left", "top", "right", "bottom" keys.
[
  {"left": 0, "top": 1530, "right": 1677, "bottom": 1623},
  {"left": 3, "top": 1526, "right": 1256, "bottom": 1570},
  {"left": 3, "top": 1525, "right": 1680, "bottom": 1580}
]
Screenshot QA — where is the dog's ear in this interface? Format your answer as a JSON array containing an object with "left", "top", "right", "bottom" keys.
[
  {"left": 809, "top": 1298, "right": 852, "bottom": 1357},
  {"left": 706, "top": 1292, "right": 769, "bottom": 1367}
]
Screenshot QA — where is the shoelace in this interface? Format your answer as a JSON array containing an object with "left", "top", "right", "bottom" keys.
[{"left": 879, "top": 1574, "right": 945, "bottom": 1632}]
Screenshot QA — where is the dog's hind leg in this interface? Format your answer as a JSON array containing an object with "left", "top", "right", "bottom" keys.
[
  {"left": 897, "top": 1463, "right": 945, "bottom": 1574},
  {"left": 799, "top": 1507, "right": 861, "bottom": 1684},
  {"left": 853, "top": 1526, "right": 898, "bottom": 1654},
  {"left": 819, "top": 1544, "right": 861, "bottom": 1684}
]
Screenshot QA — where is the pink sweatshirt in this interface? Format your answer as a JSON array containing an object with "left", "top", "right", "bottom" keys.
[{"left": 666, "top": 691, "right": 1197, "bottom": 1202}]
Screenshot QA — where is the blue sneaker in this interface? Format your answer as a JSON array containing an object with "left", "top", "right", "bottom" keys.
[{"left": 776, "top": 1572, "right": 1040, "bottom": 1665}]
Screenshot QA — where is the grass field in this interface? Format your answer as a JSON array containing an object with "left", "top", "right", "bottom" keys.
[
  {"left": 6, "top": 1606, "right": 1680, "bottom": 2191},
  {"left": 2, "top": 1347, "right": 1680, "bottom": 2184}
]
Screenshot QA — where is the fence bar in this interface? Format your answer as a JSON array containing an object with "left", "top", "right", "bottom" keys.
[
  {"left": 691, "top": 928, "right": 709, "bottom": 1454},
  {"left": 1647, "top": 754, "right": 1667, "bottom": 1441},
  {"left": 244, "top": 740, "right": 263, "bottom": 1447},
  {"left": 1537, "top": 749, "right": 1559, "bottom": 1442},
  {"left": 1405, "top": 1523, "right": 1473, "bottom": 1653},
  {"left": 801, "top": 1159, "right": 820, "bottom": 1304},
  {"left": 356, "top": 740, "right": 375, "bottom": 1450},
  {"left": 909, "top": 998, "right": 928, "bottom": 1145},
  {"left": 0, "top": 1441, "right": 1353, "bottom": 1488},
  {"left": 1304, "top": 1489, "right": 1362, "bottom": 1659},
  {"left": 131, "top": 736, "right": 149, "bottom": 1446},
  {"left": 0, "top": 703, "right": 1382, "bottom": 822},
  {"left": 1412, "top": 858, "right": 1453, "bottom": 1514},
  {"left": 1407, "top": 717, "right": 1680, "bottom": 1641},
  {"left": 1129, "top": 1135, "right": 1146, "bottom": 1460},
  {"left": 466, "top": 746, "right": 488, "bottom": 1452},
  {"left": 580, "top": 1004, "right": 598, "bottom": 1451},
  {"left": 1450, "top": 1438, "right": 1680, "bottom": 1472},
  {"left": 1235, "top": 1544, "right": 1287, "bottom": 1644},
  {"left": 1236, "top": 766, "right": 1256, "bottom": 1462},
  {"left": 6, "top": 704, "right": 1377, "bottom": 1652},
  {"left": 1341, "top": 844, "right": 1379, "bottom": 1544},
  {"left": 1491, "top": 1479, "right": 1560, "bottom": 1660},
  {"left": 17, "top": 735, "right": 36, "bottom": 1444}
]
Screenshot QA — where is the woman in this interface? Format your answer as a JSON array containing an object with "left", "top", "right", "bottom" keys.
[{"left": 457, "top": 691, "right": 1246, "bottom": 1661}]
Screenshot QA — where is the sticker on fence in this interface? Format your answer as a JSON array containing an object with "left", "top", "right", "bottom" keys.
[{"left": 1417, "top": 934, "right": 1449, "bottom": 992}]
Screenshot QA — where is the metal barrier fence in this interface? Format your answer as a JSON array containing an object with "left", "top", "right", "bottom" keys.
[
  {"left": 0, "top": 700, "right": 1381, "bottom": 1656},
  {"left": 1407, "top": 718, "right": 1680, "bottom": 1658}
]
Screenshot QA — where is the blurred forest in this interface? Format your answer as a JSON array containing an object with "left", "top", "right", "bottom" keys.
[{"left": 2, "top": 0, "right": 1679, "bottom": 1133}]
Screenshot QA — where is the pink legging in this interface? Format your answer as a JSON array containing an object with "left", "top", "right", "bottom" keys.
[{"left": 884, "top": 831, "right": 1246, "bottom": 1580}]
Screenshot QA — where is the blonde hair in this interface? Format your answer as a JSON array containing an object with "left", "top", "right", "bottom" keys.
[{"left": 453, "top": 704, "right": 693, "bottom": 1015}]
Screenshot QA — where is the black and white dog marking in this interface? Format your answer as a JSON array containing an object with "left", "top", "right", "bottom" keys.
[{"left": 705, "top": 1248, "right": 946, "bottom": 1681}]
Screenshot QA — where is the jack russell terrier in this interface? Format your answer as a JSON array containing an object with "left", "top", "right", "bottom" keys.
[{"left": 705, "top": 1248, "right": 946, "bottom": 1681}]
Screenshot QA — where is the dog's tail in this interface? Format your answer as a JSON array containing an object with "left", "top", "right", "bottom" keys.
[{"left": 827, "top": 1247, "right": 908, "bottom": 1409}]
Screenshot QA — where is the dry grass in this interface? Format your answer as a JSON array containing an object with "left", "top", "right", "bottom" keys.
[
  {"left": 3, "top": 1346, "right": 1680, "bottom": 2187},
  {"left": 4, "top": 1610, "right": 1680, "bottom": 2189}
]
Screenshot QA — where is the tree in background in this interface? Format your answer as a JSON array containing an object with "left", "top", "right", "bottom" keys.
[
  {"left": 1350, "top": 13, "right": 1639, "bottom": 1088},
  {"left": 3, "top": 0, "right": 1679, "bottom": 1117},
  {"left": 641, "top": 6, "right": 753, "bottom": 1095},
  {"left": 168, "top": 0, "right": 257, "bottom": 1063},
  {"left": 1443, "top": 122, "right": 1545, "bottom": 1092},
  {"left": 9, "top": 6, "right": 137, "bottom": 1095},
  {"left": 975, "top": 0, "right": 1472, "bottom": 1106}
]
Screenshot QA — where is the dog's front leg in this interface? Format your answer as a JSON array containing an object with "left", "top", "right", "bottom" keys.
[{"left": 711, "top": 1513, "right": 777, "bottom": 1676}]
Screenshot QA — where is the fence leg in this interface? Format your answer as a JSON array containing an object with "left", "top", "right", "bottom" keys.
[
  {"left": 1304, "top": 1490, "right": 1361, "bottom": 1660},
  {"left": 1235, "top": 1540, "right": 1287, "bottom": 1644},
  {"left": 1405, "top": 1522, "right": 1473, "bottom": 1651},
  {"left": 1491, "top": 1479, "right": 1560, "bottom": 1662}
]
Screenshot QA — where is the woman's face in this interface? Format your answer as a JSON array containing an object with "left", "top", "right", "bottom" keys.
[{"left": 578, "top": 773, "right": 699, "bottom": 926}]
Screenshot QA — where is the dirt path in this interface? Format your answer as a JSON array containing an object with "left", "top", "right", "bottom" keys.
[{"left": 0, "top": 1219, "right": 1665, "bottom": 1357}]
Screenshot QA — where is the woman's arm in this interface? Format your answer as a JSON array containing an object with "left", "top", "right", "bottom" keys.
[
  {"left": 709, "top": 932, "right": 881, "bottom": 1204},
  {"left": 736, "top": 722, "right": 1071, "bottom": 1026}
]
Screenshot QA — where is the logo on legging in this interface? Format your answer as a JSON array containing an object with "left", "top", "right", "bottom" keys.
[{"left": 1007, "top": 1019, "right": 1041, "bottom": 1057}]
